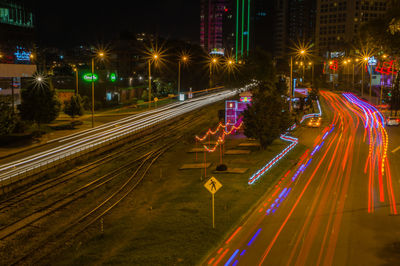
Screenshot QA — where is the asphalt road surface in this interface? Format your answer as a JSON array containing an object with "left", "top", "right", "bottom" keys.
[{"left": 205, "top": 91, "right": 400, "bottom": 266}]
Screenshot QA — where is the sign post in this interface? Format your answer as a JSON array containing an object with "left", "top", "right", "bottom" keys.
[{"left": 204, "top": 176, "right": 222, "bottom": 228}]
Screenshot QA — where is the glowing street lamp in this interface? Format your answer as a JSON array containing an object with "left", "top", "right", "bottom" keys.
[
  {"left": 90, "top": 50, "right": 106, "bottom": 127},
  {"left": 289, "top": 44, "right": 312, "bottom": 112},
  {"left": 73, "top": 67, "right": 79, "bottom": 95},
  {"left": 209, "top": 57, "right": 219, "bottom": 89},
  {"left": 178, "top": 54, "right": 189, "bottom": 96},
  {"left": 309, "top": 62, "right": 314, "bottom": 86},
  {"left": 148, "top": 52, "right": 159, "bottom": 109},
  {"left": 361, "top": 56, "right": 370, "bottom": 98}
]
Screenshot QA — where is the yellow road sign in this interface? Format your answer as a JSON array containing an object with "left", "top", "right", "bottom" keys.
[{"left": 204, "top": 176, "right": 222, "bottom": 194}]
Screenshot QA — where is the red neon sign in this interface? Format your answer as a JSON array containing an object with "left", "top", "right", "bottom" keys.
[{"left": 375, "top": 60, "right": 398, "bottom": 75}]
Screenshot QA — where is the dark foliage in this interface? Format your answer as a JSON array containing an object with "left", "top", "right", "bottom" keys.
[{"left": 19, "top": 79, "right": 61, "bottom": 127}]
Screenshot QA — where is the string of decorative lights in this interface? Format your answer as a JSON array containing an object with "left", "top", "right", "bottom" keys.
[
  {"left": 195, "top": 121, "right": 230, "bottom": 142},
  {"left": 248, "top": 99, "right": 323, "bottom": 185},
  {"left": 202, "top": 122, "right": 244, "bottom": 153}
]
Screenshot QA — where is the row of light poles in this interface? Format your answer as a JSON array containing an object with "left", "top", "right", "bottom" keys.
[
  {"left": 288, "top": 45, "right": 385, "bottom": 111},
  {"left": 33, "top": 48, "right": 240, "bottom": 128}
]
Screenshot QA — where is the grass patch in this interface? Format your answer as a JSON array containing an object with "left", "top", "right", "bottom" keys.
[{"left": 49, "top": 102, "right": 307, "bottom": 266}]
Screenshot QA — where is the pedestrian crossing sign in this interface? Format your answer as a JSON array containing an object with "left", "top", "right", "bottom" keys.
[{"left": 204, "top": 176, "right": 222, "bottom": 194}]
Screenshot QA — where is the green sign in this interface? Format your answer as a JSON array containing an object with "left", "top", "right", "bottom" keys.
[
  {"left": 83, "top": 73, "right": 98, "bottom": 82},
  {"left": 110, "top": 73, "right": 117, "bottom": 82}
]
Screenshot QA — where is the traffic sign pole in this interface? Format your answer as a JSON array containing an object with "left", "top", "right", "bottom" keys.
[
  {"left": 204, "top": 176, "right": 222, "bottom": 229},
  {"left": 204, "top": 150, "right": 206, "bottom": 177},
  {"left": 212, "top": 193, "right": 215, "bottom": 229}
]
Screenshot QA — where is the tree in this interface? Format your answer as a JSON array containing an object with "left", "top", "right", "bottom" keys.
[
  {"left": 359, "top": 1, "right": 400, "bottom": 112},
  {"left": 64, "top": 95, "right": 84, "bottom": 119},
  {"left": 308, "top": 87, "right": 319, "bottom": 112},
  {"left": 239, "top": 49, "right": 277, "bottom": 85},
  {"left": 0, "top": 98, "right": 17, "bottom": 136},
  {"left": 242, "top": 82, "right": 292, "bottom": 149},
  {"left": 19, "top": 78, "right": 61, "bottom": 128}
]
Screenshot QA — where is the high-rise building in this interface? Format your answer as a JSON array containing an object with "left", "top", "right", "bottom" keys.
[
  {"left": 200, "top": 0, "right": 275, "bottom": 59},
  {"left": 0, "top": 0, "right": 35, "bottom": 52},
  {"left": 234, "top": 0, "right": 251, "bottom": 59},
  {"left": 251, "top": 0, "right": 274, "bottom": 53},
  {"left": 0, "top": 0, "right": 36, "bottom": 106},
  {"left": 200, "top": 0, "right": 233, "bottom": 55},
  {"left": 315, "top": 0, "right": 389, "bottom": 57},
  {"left": 273, "top": 0, "right": 316, "bottom": 60}
]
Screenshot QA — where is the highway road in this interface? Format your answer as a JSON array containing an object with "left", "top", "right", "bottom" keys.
[
  {"left": 0, "top": 90, "right": 237, "bottom": 182},
  {"left": 206, "top": 91, "right": 400, "bottom": 266}
]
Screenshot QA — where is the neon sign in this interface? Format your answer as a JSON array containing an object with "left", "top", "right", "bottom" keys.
[
  {"left": 375, "top": 60, "right": 398, "bottom": 75},
  {"left": 329, "top": 60, "right": 338, "bottom": 71},
  {"left": 110, "top": 73, "right": 117, "bottom": 82},
  {"left": 83, "top": 73, "right": 98, "bottom": 82},
  {"left": 368, "top": 56, "right": 377, "bottom": 66},
  {"left": 14, "top": 46, "right": 31, "bottom": 62},
  {"left": 240, "top": 96, "right": 252, "bottom": 102}
]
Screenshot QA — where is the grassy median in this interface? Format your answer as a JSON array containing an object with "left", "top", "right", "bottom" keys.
[{"left": 49, "top": 101, "right": 307, "bottom": 266}]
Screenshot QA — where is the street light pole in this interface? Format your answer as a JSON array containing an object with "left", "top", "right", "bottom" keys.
[
  {"left": 209, "top": 62, "right": 213, "bottom": 89},
  {"left": 290, "top": 56, "right": 293, "bottom": 113},
  {"left": 91, "top": 58, "right": 95, "bottom": 128},
  {"left": 352, "top": 62, "right": 355, "bottom": 89},
  {"left": 178, "top": 60, "right": 181, "bottom": 96},
  {"left": 362, "top": 63, "right": 365, "bottom": 97},
  {"left": 308, "top": 62, "right": 314, "bottom": 87},
  {"left": 369, "top": 64, "right": 373, "bottom": 103},
  {"left": 74, "top": 68, "right": 79, "bottom": 95},
  {"left": 148, "top": 60, "right": 152, "bottom": 109}
]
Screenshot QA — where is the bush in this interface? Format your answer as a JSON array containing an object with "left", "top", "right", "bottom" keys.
[
  {"left": 64, "top": 95, "right": 84, "bottom": 119},
  {"left": 82, "top": 96, "right": 91, "bottom": 110},
  {"left": 13, "top": 118, "right": 30, "bottom": 133},
  {"left": 216, "top": 164, "right": 228, "bottom": 171}
]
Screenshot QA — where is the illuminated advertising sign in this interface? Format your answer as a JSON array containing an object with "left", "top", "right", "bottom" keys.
[
  {"left": 368, "top": 56, "right": 377, "bottom": 66},
  {"left": 210, "top": 48, "right": 225, "bottom": 55},
  {"left": 225, "top": 100, "right": 237, "bottom": 125},
  {"left": 110, "top": 73, "right": 117, "bottom": 82},
  {"left": 14, "top": 46, "right": 31, "bottom": 62},
  {"left": 240, "top": 96, "right": 252, "bottom": 103},
  {"left": 83, "top": 73, "right": 98, "bottom": 82}
]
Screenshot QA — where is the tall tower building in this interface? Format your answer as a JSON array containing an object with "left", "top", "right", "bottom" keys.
[
  {"left": 200, "top": 0, "right": 274, "bottom": 59},
  {"left": 316, "top": 0, "right": 389, "bottom": 57},
  {"left": 200, "top": 0, "right": 232, "bottom": 55},
  {"left": 234, "top": 0, "right": 252, "bottom": 59},
  {"left": 273, "top": 0, "right": 316, "bottom": 59},
  {"left": 0, "top": 0, "right": 35, "bottom": 54},
  {"left": 0, "top": 0, "right": 36, "bottom": 107}
]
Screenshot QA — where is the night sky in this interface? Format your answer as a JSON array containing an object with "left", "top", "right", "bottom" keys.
[{"left": 33, "top": 0, "right": 200, "bottom": 47}]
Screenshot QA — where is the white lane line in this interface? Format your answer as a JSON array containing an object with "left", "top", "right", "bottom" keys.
[{"left": 392, "top": 145, "right": 400, "bottom": 153}]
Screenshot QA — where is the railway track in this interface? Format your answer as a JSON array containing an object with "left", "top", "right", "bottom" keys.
[
  {"left": 0, "top": 114, "right": 197, "bottom": 213},
  {"left": 9, "top": 142, "right": 174, "bottom": 266},
  {"left": 0, "top": 104, "right": 211, "bottom": 265}
]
